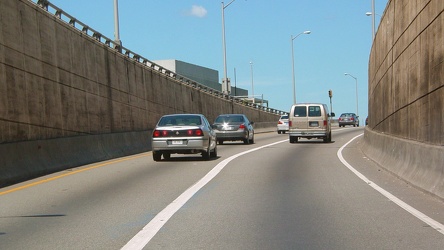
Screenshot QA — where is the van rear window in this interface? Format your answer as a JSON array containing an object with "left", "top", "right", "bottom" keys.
[
  {"left": 308, "top": 106, "right": 321, "bottom": 117},
  {"left": 293, "top": 106, "right": 322, "bottom": 117},
  {"left": 293, "top": 106, "right": 307, "bottom": 117}
]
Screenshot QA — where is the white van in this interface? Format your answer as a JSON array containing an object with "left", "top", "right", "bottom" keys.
[{"left": 288, "top": 103, "right": 335, "bottom": 143}]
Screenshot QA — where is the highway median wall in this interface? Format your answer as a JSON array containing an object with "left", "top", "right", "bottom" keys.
[{"left": 0, "top": 0, "right": 281, "bottom": 187}]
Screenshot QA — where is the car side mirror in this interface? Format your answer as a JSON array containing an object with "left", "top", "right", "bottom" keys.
[
  {"left": 330, "top": 112, "right": 335, "bottom": 117},
  {"left": 250, "top": 121, "right": 254, "bottom": 125}
]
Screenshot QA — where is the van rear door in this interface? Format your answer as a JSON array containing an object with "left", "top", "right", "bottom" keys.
[
  {"left": 292, "top": 105, "right": 308, "bottom": 129},
  {"left": 307, "top": 105, "right": 323, "bottom": 129}
]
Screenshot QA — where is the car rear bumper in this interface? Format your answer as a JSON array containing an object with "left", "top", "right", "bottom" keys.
[
  {"left": 277, "top": 125, "right": 289, "bottom": 131},
  {"left": 152, "top": 138, "right": 208, "bottom": 152},
  {"left": 215, "top": 131, "right": 248, "bottom": 140},
  {"left": 288, "top": 130, "right": 328, "bottom": 137}
]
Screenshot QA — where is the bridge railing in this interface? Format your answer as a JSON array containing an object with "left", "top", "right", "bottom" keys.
[{"left": 34, "top": 0, "right": 288, "bottom": 116}]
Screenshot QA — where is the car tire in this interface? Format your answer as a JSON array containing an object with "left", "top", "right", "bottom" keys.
[
  {"left": 218, "top": 139, "right": 224, "bottom": 145},
  {"left": 323, "top": 132, "right": 332, "bottom": 143},
  {"left": 210, "top": 144, "right": 217, "bottom": 158},
  {"left": 277, "top": 131, "right": 281, "bottom": 134},
  {"left": 153, "top": 151, "right": 161, "bottom": 161},
  {"left": 290, "top": 136, "right": 298, "bottom": 143},
  {"left": 202, "top": 150, "right": 211, "bottom": 160},
  {"left": 243, "top": 133, "right": 250, "bottom": 144},
  {"left": 163, "top": 152, "right": 171, "bottom": 160}
]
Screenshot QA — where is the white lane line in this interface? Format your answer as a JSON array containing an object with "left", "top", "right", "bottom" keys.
[
  {"left": 121, "top": 139, "right": 288, "bottom": 250},
  {"left": 337, "top": 134, "right": 444, "bottom": 235}
]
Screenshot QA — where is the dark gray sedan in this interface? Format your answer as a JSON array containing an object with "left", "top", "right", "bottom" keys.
[
  {"left": 151, "top": 114, "right": 217, "bottom": 161},
  {"left": 212, "top": 114, "right": 254, "bottom": 144}
]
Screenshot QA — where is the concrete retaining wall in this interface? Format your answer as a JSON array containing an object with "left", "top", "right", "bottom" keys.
[
  {"left": 362, "top": 127, "right": 444, "bottom": 199},
  {"left": 0, "top": 0, "right": 281, "bottom": 187},
  {"left": 365, "top": 0, "right": 443, "bottom": 199}
]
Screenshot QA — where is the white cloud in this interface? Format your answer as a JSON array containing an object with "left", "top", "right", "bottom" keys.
[{"left": 188, "top": 5, "right": 207, "bottom": 18}]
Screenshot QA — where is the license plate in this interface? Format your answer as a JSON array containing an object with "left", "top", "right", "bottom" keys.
[
  {"left": 171, "top": 140, "right": 183, "bottom": 145},
  {"left": 309, "top": 121, "right": 319, "bottom": 127}
]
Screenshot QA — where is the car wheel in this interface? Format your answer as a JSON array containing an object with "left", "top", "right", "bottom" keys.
[
  {"left": 153, "top": 151, "right": 161, "bottom": 161},
  {"left": 202, "top": 148, "right": 211, "bottom": 160},
  {"left": 277, "top": 131, "right": 281, "bottom": 134},
  {"left": 243, "top": 136, "right": 250, "bottom": 144},
  {"left": 290, "top": 136, "right": 298, "bottom": 143},
  {"left": 218, "top": 139, "right": 224, "bottom": 145},
  {"left": 210, "top": 144, "right": 217, "bottom": 158},
  {"left": 163, "top": 152, "right": 171, "bottom": 160},
  {"left": 323, "top": 132, "right": 332, "bottom": 143}
]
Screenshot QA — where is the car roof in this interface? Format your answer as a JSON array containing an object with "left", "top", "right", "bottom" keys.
[
  {"left": 217, "top": 114, "right": 245, "bottom": 116},
  {"left": 162, "top": 114, "right": 203, "bottom": 117}
]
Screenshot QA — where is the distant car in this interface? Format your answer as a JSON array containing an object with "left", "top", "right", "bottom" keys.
[
  {"left": 151, "top": 114, "right": 217, "bottom": 161},
  {"left": 212, "top": 114, "right": 254, "bottom": 144},
  {"left": 338, "top": 113, "right": 359, "bottom": 127},
  {"left": 277, "top": 115, "right": 289, "bottom": 134}
]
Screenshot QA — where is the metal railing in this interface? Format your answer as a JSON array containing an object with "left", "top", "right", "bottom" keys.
[{"left": 34, "top": 0, "right": 288, "bottom": 115}]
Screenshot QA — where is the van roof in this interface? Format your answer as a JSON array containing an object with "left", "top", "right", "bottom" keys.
[{"left": 291, "top": 103, "right": 326, "bottom": 106}]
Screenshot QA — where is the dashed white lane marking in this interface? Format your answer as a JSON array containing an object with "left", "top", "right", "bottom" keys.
[
  {"left": 121, "top": 139, "right": 288, "bottom": 250},
  {"left": 337, "top": 134, "right": 444, "bottom": 236}
]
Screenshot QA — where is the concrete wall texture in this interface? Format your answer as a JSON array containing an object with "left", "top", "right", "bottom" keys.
[
  {"left": 0, "top": 0, "right": 279, "bottom": 187},
  {"left": 365, "top": 0, "right": 444, "bottom": 198}
]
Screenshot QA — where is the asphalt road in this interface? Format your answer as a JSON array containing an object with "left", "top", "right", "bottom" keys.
[{"left": 1, "top": 127, "right": 444, "bottom": 249}]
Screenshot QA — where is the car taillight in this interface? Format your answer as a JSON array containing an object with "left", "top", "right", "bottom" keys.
[
  {"left": 278, "top": 121, "right": 283, "bottom": 124},
  {"left": 153, "top": 130, "right": 169, "bottom": 137},
  {"left": 351, "top": 117, "right": 354, "bottom": 121},
  {"left": 289, "top": 121, "right": 292, "bottom": 127},
  {"left": 324, "top": 120, "right": 327, "bottom": 126},
  {"left": 338, "top": 117, "right": 342, "bottom": 121},
  {"left": 187, "top": 129, "right": 203, "bottom": 136},
  {"left": 239, "top": 124, "right": 246, "bottom": 129}
]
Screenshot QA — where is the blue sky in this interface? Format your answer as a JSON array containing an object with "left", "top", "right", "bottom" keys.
[{"left": 44, "top": 0, "right": 388, "bottom": 120}]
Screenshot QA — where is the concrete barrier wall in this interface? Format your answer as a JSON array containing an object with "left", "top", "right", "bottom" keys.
[
  {"left": 365, "top": 0, "right": 444, "bottom": 198},
  {"left": 0, "top": 0, "right": 280, "bottom": 187}
]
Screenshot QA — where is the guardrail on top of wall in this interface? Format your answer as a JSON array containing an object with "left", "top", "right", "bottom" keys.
[{"left": 34, "top": 0, "right": 288, "bottom": 116}]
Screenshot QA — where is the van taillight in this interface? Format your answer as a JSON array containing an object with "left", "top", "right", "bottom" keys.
[
  {"left": 323, "top": 120, "right": 327, "bottom": 126},
  {"left": 289, "top": 121, "right": 292, "bottom": 127}
]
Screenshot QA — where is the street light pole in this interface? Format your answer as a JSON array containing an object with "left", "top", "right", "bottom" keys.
[
  {"left": 113, "top": 0, "right": 122, "bottom": 49},
  {"left": 291, "top": 30, "right": 311, "bottom": 104},
  {"left": 344, "top": 73, "right": 359, "bottom": 117},
  {"left": 221, "top": 0, "right": 237, "bottom": 95},
  {"left": 250, "top": 61, "right": 254, "bottom": 103},
  {"left": 371, "top": 0, "right": 375, "bottom": 40}
]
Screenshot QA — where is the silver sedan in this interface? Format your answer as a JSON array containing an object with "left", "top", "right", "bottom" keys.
[
  {"left": 151, "top": 114, "right": 217, "bottom": 161},
  {"left": 212, "top": 114, "right": 255, "bottom": 144}
]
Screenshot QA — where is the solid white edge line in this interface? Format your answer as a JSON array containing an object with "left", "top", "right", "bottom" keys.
[
  {"left": 337, "top": 134, "right": 444, "bottom": 235},
  {"left": 121, "top": 139, "right": 288, "bottom": 250}
]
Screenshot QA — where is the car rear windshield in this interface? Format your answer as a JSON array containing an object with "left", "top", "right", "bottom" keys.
[
  {"left": 293, "top": 106, "right": 322, "bottom": 117},
  {"left": 158, "top": 115, "right": 202, "bottom": 126},
  {"left": 280, "top": 115, "right": 289, "bottom": 120},
  {"left": 215, "top": 115, "right": 244, "bottom": 123}
]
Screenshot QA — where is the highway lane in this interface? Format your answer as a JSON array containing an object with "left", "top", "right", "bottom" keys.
[{"left": 1, "top": 128, "right": 444, "bottom": 249}]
